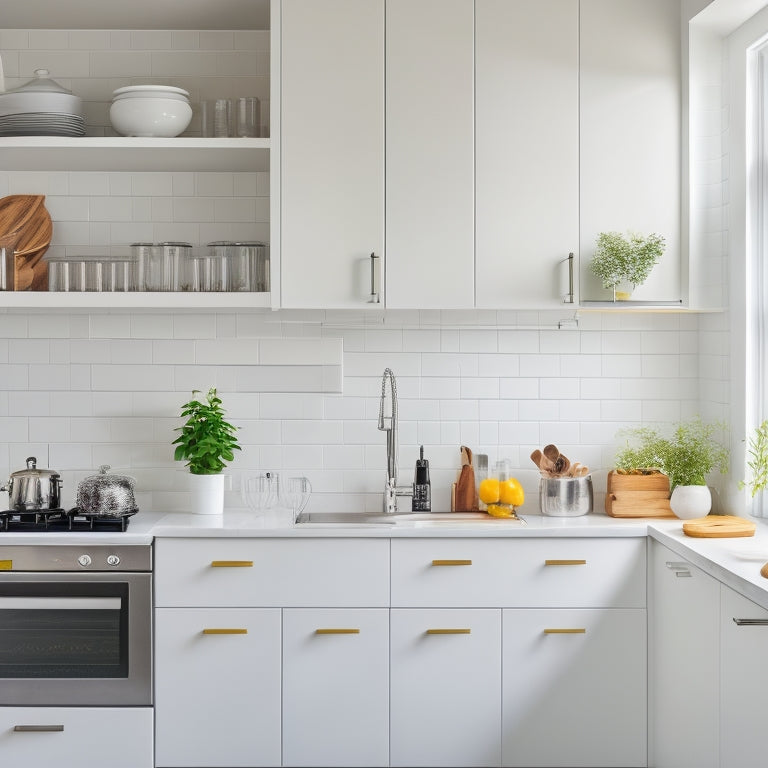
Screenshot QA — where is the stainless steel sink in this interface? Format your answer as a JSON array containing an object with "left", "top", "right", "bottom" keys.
[{"left": 294, "top": 511, "right": 526, "bottom": 527}]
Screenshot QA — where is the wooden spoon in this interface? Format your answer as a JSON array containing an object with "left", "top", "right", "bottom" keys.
[
  {"left": 543, "top": 444, "right": 560, "bottom": 463},
  {"left": 530, "top": 449, "right": 544, "bottom": 469}
]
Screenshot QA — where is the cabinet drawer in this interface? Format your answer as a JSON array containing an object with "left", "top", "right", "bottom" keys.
[
  {"left": 391, "top": 538, "right": 645, "bottom": 608},
  {"left": 0, "top": 707, "right": 152, "bottom": 768},
  {"left": 155, "top": 538, "right": 390, "bottom": 607}
]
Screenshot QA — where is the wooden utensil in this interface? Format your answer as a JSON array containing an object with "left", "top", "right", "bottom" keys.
[
  {"left": 682, "top": 515, "right": 756, "bottom": 538},
  {"left": 0, "top": 194, "right": 52, "bottom": 291},
  {"left": 543, "top": 444, "right": 560, "bottom": 463},
  {"left": 761, "top": 562, "right": 768, "bottom": 579},
  {"left": 530, "top": 449, "right": 543, "bottom": 469}
]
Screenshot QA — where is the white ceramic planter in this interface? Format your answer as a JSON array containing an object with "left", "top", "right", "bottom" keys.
[
  {"left": 669, "top": 484, "right": 712, "bottom": 519},
  {"left": 188, "top": 472, "right": 225, "bottom": 515}
]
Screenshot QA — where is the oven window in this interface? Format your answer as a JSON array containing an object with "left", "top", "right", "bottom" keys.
[{"left": 0, "top": 583, "right": 129, "bottom": 678}]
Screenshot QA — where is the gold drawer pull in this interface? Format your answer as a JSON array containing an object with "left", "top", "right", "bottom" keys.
[
  {"left": 543, "top": 628, "right": 586, "bottom": 634},
  {"left": 431, "top": 559, "right": 472, "bottom": 566},
  {"left": 544, "top": 559, "right": 586, "bottom": 566},
  {"left": 426, "top": 628, "right": 471, "bottom": 635},
  {"left": 315, "top": 628, "right": 361, "bottom": 635},
  {"left": 202, "top": 628, "right": 248, "bottom": 635},
  {"left": 211, "top": 560, "right": 254, "bottom": 568},
  {"left": 14, "top": 725, "right": 64, "bottom": 732}
]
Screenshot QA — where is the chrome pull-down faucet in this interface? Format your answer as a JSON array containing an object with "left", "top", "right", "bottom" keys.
[{"left": 378, "top": 368, "right": 412, "bottom": 514}]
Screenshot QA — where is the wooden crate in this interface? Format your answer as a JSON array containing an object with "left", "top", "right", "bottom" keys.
[{"left": 605, "top": 470, "right": 675, "bottom": 518}]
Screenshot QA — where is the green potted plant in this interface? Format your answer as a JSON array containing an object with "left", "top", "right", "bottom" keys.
[
  {"left": 173, "top": 387, "right": 241, "bottom": 515},
  {"left": 740, "top": 419, "right": 768, "bottom": 500},
  {"left": 614, "top": 417, "right": 729, "bottom": 519},
  {"left": 590, "top": 231, "right": 666, "bottom": 300}
]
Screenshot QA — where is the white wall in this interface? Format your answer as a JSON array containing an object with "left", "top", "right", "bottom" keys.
[{"left": 0, "top": 308, "right": 700, "bottom": 516}]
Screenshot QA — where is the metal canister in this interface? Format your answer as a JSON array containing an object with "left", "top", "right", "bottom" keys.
[{"left": 539, "top": 476, "right": 593, "bottom": 517}]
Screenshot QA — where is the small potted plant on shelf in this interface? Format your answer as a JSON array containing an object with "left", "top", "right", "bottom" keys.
[
  {"left": 610, "top": 417, "right": 729, "bottom": 519},
  {"left": 590, "top": 230, "right": 666, "bottom": 300},
  {"left": 173, "top": 387, "right": 241, "bottom": 515}
]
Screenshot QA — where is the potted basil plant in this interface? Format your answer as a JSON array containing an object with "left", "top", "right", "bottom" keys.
[
  {"left": 590, "top": 231, "right": 666, "bottom": 300},
  {"left": 173, "top": 388, "right": 241, "bottom": 515}
]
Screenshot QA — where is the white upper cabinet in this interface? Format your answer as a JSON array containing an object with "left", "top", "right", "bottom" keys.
[
  {"left": 279, "top": 0, "right": 384, "bottom": 308},
  {"left": 385, "top": 0, "right": 475, "bottom": 309},
  {"left": 579, "top": 0, "right": 682, "bottom": 304},
  {"left": 475, "top": 0, "right": 579, "bottom": 309}
]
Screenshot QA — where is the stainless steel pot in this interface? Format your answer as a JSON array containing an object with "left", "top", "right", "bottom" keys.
[
  {"left": 0, "top": 456, "right": 62, "bottom": 511},
  {"left": 76, "top": 465, "right": 138, "bottom": 518},
  {"left": 539, "top": 475, "right": 593, "bottom": 517}
]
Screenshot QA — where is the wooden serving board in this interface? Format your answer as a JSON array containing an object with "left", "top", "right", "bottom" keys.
[
  {"left": 682, "top": 515, "right": 756, "bottom": 538},
  {"left": 605, "top": 470, "right": 675, "bottom": 518}
]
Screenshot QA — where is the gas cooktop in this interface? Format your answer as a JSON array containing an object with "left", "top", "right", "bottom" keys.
[{"left": 0, "top": 508, "right": 135, "bottom": 533}]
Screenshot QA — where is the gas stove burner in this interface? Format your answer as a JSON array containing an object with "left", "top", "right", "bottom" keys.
[{"left": 0, "top": 508, "right": 135, "bottom": 532}]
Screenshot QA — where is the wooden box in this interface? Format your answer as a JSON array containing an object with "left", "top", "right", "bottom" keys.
[{"left": 605, "top": 470, "right": 675, "bottom": 518}]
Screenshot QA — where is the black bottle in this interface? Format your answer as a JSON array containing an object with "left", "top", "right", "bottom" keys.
[{"left": 412, "top": 445, "right": 431, "bottom": 512}]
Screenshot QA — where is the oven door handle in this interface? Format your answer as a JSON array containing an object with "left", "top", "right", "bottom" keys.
[
  {"left": 14, "top": 724, "right": 65, "bottom": 732},
  {"left": 0, "top": 597, "right": 121, "bottom": 610}
]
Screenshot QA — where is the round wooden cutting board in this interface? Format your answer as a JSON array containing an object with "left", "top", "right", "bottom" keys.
[{"left": 682, "top": 515, "right": 756, "bottom": 538}]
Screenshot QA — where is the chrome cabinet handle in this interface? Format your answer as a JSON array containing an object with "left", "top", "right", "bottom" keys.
[
  {"left": 733, "top": 618, "right": 768, "bottom": 626},
  {"left": 14, "top": 725, "right": 64, "bottom": 732},
  {"left": 368, "top": 251, "right": 380, "bottom": 304},
  {"left": 562, "top": 251, "right": 575, "bottom": 304},
  {"left": 665, "top": 561, "right": 692, "bottom": 577}
]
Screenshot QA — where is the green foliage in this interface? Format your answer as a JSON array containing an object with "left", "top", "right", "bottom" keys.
[
  {"left": 172, "top": 388, "right": 241, "bottom": 475},
  {"left": 740, "top": 419, "right": 768, "bottom": 498},
  {"left": 590, "top": 231, "right": 666, "bottom": 290},
  {"left": 615, "top": 417, "right": 729, "bottom": 489}
]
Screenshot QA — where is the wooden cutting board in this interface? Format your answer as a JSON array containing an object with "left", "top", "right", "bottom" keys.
[
  {"left": 682, "top": 515, "right": 756, "bottom": 538},
  {"left": 0, "top": 195, "right": 52, "bottom": 291}
]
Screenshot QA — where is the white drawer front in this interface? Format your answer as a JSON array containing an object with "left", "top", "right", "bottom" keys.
[
  {"left": 391, "top": 538, "right": 646, "bottom": 608},
  {"left": 155, "top": 538, "right": 390, "bottom": 607},
  {"left": 0, "top": 707, "right": 153, "bottom": 768}
]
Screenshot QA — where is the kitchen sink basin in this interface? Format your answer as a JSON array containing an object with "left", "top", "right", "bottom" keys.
[{"left": 294, "top": 511, "right": 526, "bottom": 527}]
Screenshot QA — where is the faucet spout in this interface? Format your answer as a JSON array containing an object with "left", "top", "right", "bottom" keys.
[{"left": 378, "top": 368, "right": 411, "bottom": 513}]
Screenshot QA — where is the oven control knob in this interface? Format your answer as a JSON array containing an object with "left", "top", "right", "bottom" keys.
[
  {"left": 77, "top": 554, "right": 92, "bottom": 568},
  {"left": 106, "top": 555, "right": 120, "bottom": 567}
]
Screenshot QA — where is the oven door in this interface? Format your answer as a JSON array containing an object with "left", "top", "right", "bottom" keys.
[{"left": 0, "top": 572, "right": 152, "bottom": 706}]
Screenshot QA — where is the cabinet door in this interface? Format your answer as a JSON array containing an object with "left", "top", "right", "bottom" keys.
[
  {"left": 0, "top": 707, "right": 152, "bottom": 768},
  {"left": 649, "top": 541, "right": 720, "bottom": 768},
  {"left": 282, "top": 608, "right": 389, "bottom": 767},
  {"left": 579, "top": 0, "right": 681, "bottom": 303},
  {"left": 154, "top": 608, "right": 281, "bottom": 768},
  {"left": 385, "top": 0, "right": 474, "bottom": 308},
  {"left": 475, "top": 0, "right": 579, "bottom": 308},
  {"left": 280, "top": 0, "right": 384, "bottom": 308},
  {"left": 390, "top": 608, "right": 502, "bottom": 767},
  {"left": 502, "top": 608, "right": 646, "bottom": 767},
  {"left": 720, "top": 586, "right": 768, "bottom": 768}
]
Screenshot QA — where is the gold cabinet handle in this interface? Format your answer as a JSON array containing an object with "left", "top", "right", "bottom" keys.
[
  {"left": 426, "top": 628, "right": 471, "bottom": 635},
  {"left": 202, "top": 628, "right": 248, "bottom": 635},
  {"left": 14, "top": 725, "right": 64, "bottom": 732},
  {"left": 431, "top": 559, "right": 472, "bottom": 566},
  {"left": 544, "top": 559, "right": 586, "bottom": 566},
  {"left": 543, "top": 628, "right": 586, "bottom": 634},
  {"left": 210, "top": 560, "right": 254, "bottom": 568},
  {"left": 315, "top": 628, "right": 361, "bottom": 635}
]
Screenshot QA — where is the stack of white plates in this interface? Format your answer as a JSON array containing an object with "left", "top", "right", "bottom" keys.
[{"left": 0, "top": 69, "right": 84, "bottom": 137}]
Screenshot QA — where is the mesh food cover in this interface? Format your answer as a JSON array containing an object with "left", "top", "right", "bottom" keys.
[{"left": 76, "top": 465, "right": 138, "bottom": 517}]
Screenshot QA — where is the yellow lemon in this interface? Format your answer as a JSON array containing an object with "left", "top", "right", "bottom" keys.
[
  {"left": 478, "top": 478, "right": 500, "bottom": 505},
  {"left": 487, "top": 503, "right": 513, "bottom": 518},
  {"left": 499, "top": 478, "right": 524, "bottom": 507}
]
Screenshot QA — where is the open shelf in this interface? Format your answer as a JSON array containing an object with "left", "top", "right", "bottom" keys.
[{"left": 0, "top": 291, "right": 273, "bottom": 310}]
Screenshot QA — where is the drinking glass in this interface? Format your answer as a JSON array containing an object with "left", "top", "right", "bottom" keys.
[
  {"left": 242, "top": 472, "right": 279, "bottom": 513},
  {"left": 280, "top": 476, "right": 312, "bottom": 523},
  {"left": 236, "top": 96, "right": 260, "bottom": 137}
]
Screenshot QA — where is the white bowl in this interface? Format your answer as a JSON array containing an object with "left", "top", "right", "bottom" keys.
[
  {"left": 110, "top": 97, "right": 192, "bottom": 138},
  {"left": 113, "top": 85, "right": 190, "bottom": 98},
  {"left": 112, "top": 91, "right": 189, "bottom": 103}
]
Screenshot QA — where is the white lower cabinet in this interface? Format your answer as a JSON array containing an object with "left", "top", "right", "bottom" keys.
[
  {"left": 649, "top": 540, "right": 720, "bottom": 768},
  {"left": 154, "top": 607, "right": 282, "bottom": 767},
  {"left": 390, "top": 608, "right": 502, "bottom": 767},
  {"left": 0, "top": 707, "right": 152, "bottom": 767},
  {"left": 720, "top": 586, "right": 768, "bottom": 768},
  {"left": 282, "top": 608, "right": 389, "bottom": 767},
  {"left": 502, "top": 608, "right": 646, "bottom": 767}
]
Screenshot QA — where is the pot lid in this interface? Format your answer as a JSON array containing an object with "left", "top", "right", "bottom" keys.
[
  {"left": 9, "top": 69, "right": 73, "bottom": 95},
  {"left": 9, "top": 456, "right": 60, "bottom": 479}
]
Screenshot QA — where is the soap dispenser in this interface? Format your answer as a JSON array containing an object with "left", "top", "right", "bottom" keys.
[{"left": 412, "top": 445, "right": 431, "bottom": 512}]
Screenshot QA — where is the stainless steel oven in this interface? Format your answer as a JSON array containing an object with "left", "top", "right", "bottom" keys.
[{"left": 0, "top": 544, "right": 152, "bottom": 706}]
